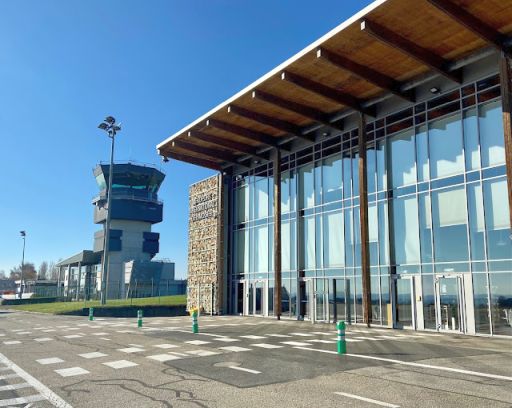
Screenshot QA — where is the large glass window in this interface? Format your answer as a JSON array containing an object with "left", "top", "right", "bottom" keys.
[
  {"left": 472, "top": 273, "right": 491, "bottom": 334},
  {"left": 429, "top": 114, "right": 464, "bottom": 179},
  {"left": 483, "top": 177, "right": 512, "bottom": 260},
  {"left": 254, "top": 225, "right": 268, "bottom": 272},
  {"left": 235, "top": 229, "right": 249, "bottom": 273},
  {"left": 343, "top": 152, "right": 352, "bottom": 198},
  {"left": 463, "top": 108, "right": 480, "bottom": 171},
  {"left": 369, "top": 203, "right": 379, "bottom": 266},
  {"left": 389, "top": 130, "right": 416, "bottom": 188},
  {"left": 418, "top": 193, "right": 433, "bottom": 263},
  {"left": 302, "top": 216, "right": 315, "bottom": 270},
  {"left": 431, "top": 186, "right": 469, "bottom": 262},
  {"left": 479, "top": 101, "right": 505, "bottom": 168},
  {"left": 322, "top": 155, "right": 342, "bottom": 203},
  {"left": 489, "top": 273, "right": 512, "bottom": 336},
  {"left": 378, "top": 201, "right": 390, "bottom": 265},
  {"left": 416, "top": 125, "right": 429, "bottom": 182},
  {"left": 376, "top": 139, "right": 387, "bottom": 191},
  {"left": 323, "top": 211, "right": 344, "bottom": 267},
  {"left": 467, "top": 183, "right": 486, "bottom": 261},
  {"left": 392, "top": 195, "right": 420, "bottom": 265},
  {"left": 254, "top": 177, "right": 269, "bottom": 219},
  {"left": 344, "top": 208, "right": 354, "bottom": 267},
  {"left": 367, "top": 145, "right": 377, "bottom": 193},
  {"left": 235, "top": 186, "right": 249, "bottom": 224},
  {"left": 299, "top": 164, "right": 314, "bottom": 209}
]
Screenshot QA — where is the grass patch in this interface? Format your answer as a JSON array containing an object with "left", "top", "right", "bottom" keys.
[{"left": 3, "top": 295, "right": 186, "bottom": 314}]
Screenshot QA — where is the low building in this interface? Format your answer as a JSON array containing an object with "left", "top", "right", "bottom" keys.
[{"left": 158, "top": 0, "right": 512, "bottom": 336}]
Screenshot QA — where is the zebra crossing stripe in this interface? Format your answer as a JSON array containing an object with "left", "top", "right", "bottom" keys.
[{"left": 0, "top": 352, "right": 71, "bottom": 408}]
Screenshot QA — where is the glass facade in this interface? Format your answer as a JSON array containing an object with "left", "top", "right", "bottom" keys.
[{"left": 230, "top": 74, "right": 512, "bottom": 336}]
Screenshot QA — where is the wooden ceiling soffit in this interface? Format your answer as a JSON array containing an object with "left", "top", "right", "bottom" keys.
[
  {"left": 252, "top": 90, "right": 344, "bottom": 131},
  {"left": 281, "top": 71, "right": 375, "bottom": 116},
  {"left": 426, "top": 0, "right": 511, "bottom": 57},
  {"left": 166, "top": 151, "right": 222, "bottom": 171},
  {"left": 227, "top": 104, "right": 315, "bottom": 143},
  {"left": 316, "top": 47, "right": 415, "bottom": 102},
  {"left": 188, "top": 130, "right": 269, "bottom": 161},
  {"left": 206, "top": 118, "right": 280, "bottom": 148},
  {"left": 360, "top": 19, "right": 462, "bottom": 84},
  {"left": 172, "top": 140, "right": 242, "bottom": 167}
]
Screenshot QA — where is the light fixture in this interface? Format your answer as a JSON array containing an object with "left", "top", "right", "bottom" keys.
[
  {"left": 254, "top": 160, "right": 260, "bottom": 165},
  {"left": 430, "top": 87, "right": 441, "bottom": 94},
  {"left": 104, "top": 116, "right": 116, "bottom": 125},
  {"left": 235, "top": 174, "right": 242, "bottom": 181},
  {"left": 162, "top": 156, "right": 169, "bottom": 163},
  {"left": 322, "top": 131, "right": 330, "bottom": 137},
  {"left": 98, "top": 122, "right": 108, "bottom": 130}
]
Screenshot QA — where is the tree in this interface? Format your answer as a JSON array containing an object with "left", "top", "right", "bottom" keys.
[
  {"left": 38, "top": 261, "right": 48, "bottom": 280},
  {"left": 10, "top": 263, "right": 37, "bottom": 281},
  {"left": 0, "top": 270, "right": 6, "bottom": 279}
]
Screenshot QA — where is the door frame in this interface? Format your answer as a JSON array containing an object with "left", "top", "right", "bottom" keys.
[
  {"left": 434, "top": 274, "right": 465, "bottom": 333},
  {"left": 393, "top": 275, "right": 417, "bottom": 330}
]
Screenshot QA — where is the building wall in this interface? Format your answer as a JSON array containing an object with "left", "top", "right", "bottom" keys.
[
  {"left": 229, "top": 71, "right": 512, "bottom": 336},
  {"left": 187, "top": 174, "right": 224, "bottom": 313}
]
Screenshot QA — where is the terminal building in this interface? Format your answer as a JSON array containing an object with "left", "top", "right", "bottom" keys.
[
  {"left": 157, "top": 0, "right": 512, "bottom": 336},
  {"left": 57, "top": 162, "right": 186, "bottom": 300}
]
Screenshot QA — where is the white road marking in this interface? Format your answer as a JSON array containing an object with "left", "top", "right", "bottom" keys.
[
  {"left": 103, "top": 360, "right": 139, "bottom": 369},
  {"left": 154, "top": 343, "right": 180, "bottom": 349},
  {"left": 36, "top": 358, "right": 64, "bottom": 365},
  {"left": 310, "top": 331, "right": 331, "bottom": 335},
  {"left": 184, "top": 340, "right": 210, "bottom": 346},
  {"left": 0, "top": 382, "right": 31, "bottom": 391},
  {"left": 309, "top": 339, "right": 336, "bottom": 344},
  {"left": 147, "top": 354, "right": 182, "bottom": 362},
  {"left": 0, "top": 395, "right": 46, "bottom": 407},
  {"left": 219, "top": 346, "right": 252, "bottom": 352},
  {"left": 3, "top": 341, "right": 21, "bottom": 345},
  {"left": 212, "top": 337, "right": 240, "bottom": 342},
  {"left": 186, "top": 350, "right": 220, "bottom": 357},
  {"left": 294, "top": 347, "right": 512, "bottom": 382},
  {"left": 332, "top": 338, "right": 363, "bottom": 342},
  {"left": 240, "top": 335, "right": 266, "bottom": 339},
  {"left": 79, "top": 352, "right": 108, "bottom": 359},
  {"left": 0, "top": 373, "right": 19, "bottom": 380},
  {"left": 266, "top": 334, "right": 292, "bottom": 338},
  {"left": 228, "top": 366, "right": 261, "bottom": 374},
  {"left": 0, "top": 352, "right": 72, "bottom": 407},
  {"left": 250, "top": 343, "right": 283, "bottom": 349},
  {"left": 34, "top": 337, "right": 53, "bottom": 342},
  {"left": 55, "top": 367, "right": 90, "bottom": 377},
  {"left": 118, "top": 347, "right": 145, "bottom": 353},
  {"left": 354, "top": 336, "right": 382, "bottom": 341},
  {"left": 91, "top": 332, "right": 108, "bottom": 336},
  {"left": 289, "top": 332, "right": 314, "bottom": 337},
  {"left": 334, "top": 391, "right": 400, "bottom": 407},
  {"left": 100, "top": 337, "right": 111, "bottom": 341},
  {"left": 168, "top": 351, "right": 189, "bottom": 357},
  {"left": 281, "top": 341, "right": 311, "bottom": 346},
  {"left": 63, "top": 334, "right": 82, "bottom": 339},
  {"left": 42, "top": 329, "right": 56, "bottom": 332}
]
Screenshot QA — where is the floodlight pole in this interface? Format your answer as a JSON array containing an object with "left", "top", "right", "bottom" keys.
[
  {"left": 19, "top": 231, "right": 26, "bottom": 299},
  {"left": 99, "top": 118, "right": 119, "bottom": 305}
]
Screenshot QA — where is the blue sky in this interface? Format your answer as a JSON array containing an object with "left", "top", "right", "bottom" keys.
[{"left": 0, "top": 0, "right": 372, "bottom": 278}]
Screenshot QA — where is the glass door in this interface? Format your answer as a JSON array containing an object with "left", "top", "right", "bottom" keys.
[
  {"left": 254, "top": 281, "right": 264, "bottom": 315},
  {"left": 315, "top": 279, "right": 328, "bottom": 322},
  {"left": 394, "top": 276, "right": 415, "bottom": 329},
  {"left": 328, "top": 279, "right": 349, "bottom": 323},
  {"left": 299, "top": 279, "right": 312, "bottom": 321},
  {"left": 435, "top": 275, "right": 464, "bottom": 332},
  {"left": 235, "top": 281, "right": 244, "bottom": 315}
]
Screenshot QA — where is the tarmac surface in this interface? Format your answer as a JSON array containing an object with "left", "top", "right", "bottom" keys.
[{"left": 0, "top": 309, "right": 511, "bottom": 407}]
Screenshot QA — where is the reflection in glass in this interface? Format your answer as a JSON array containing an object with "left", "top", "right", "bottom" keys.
[
  {"left": 396, "top": 278, "right": 413, "bottom": 327},
  {"left": 254, "top": 177, "right": 269, "bottom": 219},
  {"left": 472, "top": 273, "right": 490, "bottom": 334},
  {"left": 389, "top": 129, "right": 416, "bottom": 188},
  {"left": 299, "top": 164, "right": 314, "bottom": 209},
  {"left": 467, "top": 183, "right": 486, "bottom": 260},
  {"left": 378, "top": 202, "right": 390, "bottom": 265},
  {"left": 392, "top": 195, "right": 420, "bottom": 265},
  {"left": 235, "top": 186, "right": 249, "bottom": 223},
  {"left": 489, "top": 273, "right": 512, "bottom": 335},
  {"left": 381, "top": 276, "right": 390, "bottom": 326},
  {"left": 418, "top": 193, "right": 433, "bottom": 263},
  {"left": 371, "top": 276, "right": 380, "bottom": 323},
  {"left": 431, "top": 186, "right": 469, "bottom": 262},
  {"left": 323, "top": 211, "right": 344, "bottom": 267},
  {"left": 422, "top": 275, "right": 436, "bottom": 329},
  {"left": 369, "top": 203, "right": 379, "bottom": 266},
  {"left": 344, "top": 208, "right": 354, "bottom": 267},
  {"left": 479, "top": 101, "right": 505, "bottom": 168},
  {"left": 483, "top": 177, "right": 512, "bottom": 260},
  {"left": 377, "top": 139, "right": 387, "bottom": 191},
  {"left": 302, "top": 216, "right": 315, "bottom": 270},
  {"left": 367, "top": 145, "right": 377, "bottom": 193},
  {"left": 429, "top": 114, "right": 464, "bottom": 179},
  {"left": 416, "top": 125, "right": 429, "bottom": 181},
  {"left": 463, "top": 108, "right": 480, "bottom": 171},
  {"left": 322, "top": 155, "right": 342, "bottom": 203},
  {"left": 254, "top": 225, "right": 268, "bottom": 272},
  {"left": 343, "top": 152, "right": 352, "bottom": 199}
]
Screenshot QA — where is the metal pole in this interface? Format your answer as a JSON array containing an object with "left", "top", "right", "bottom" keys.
[
  {"left": 19, "top": 234, "right": 26, "bottom": 299},
  {"left": 100, "top": 129, "right": 116, "bottom": 305}
]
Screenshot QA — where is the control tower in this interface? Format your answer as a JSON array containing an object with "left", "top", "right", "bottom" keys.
[{"left": 92, "top": 162, "right": 165, "bottom": 298}]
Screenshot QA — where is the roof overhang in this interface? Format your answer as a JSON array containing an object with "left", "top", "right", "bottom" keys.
[{"left": 157, "top": 0, "right": 512, "bottom": 170}]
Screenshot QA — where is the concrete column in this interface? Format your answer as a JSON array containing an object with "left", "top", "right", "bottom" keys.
[{"left": 75, "top": 262, "right": 81, "bottom": 301}]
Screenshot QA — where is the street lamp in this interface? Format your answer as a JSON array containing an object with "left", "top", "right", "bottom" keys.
[
  {"left": 97, "top": 116, "right": 121, "bottom": 305},
  {"left": 19, "top": 231, "right": 26, "bottom": 299}
]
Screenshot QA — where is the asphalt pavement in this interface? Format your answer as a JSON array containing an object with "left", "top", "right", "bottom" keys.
[{"left": 0, "top": 309, "right": 511, "bottom": 407}]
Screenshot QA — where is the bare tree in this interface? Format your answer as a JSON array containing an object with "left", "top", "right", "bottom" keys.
[
  {"left": 38, "top": 261, "right": 48, "bottom": 280},
  {"left": 10, "top": 263, "right": 37, "bottom": 281},
  {"left": 0, "top": 270, "right": 6, "bottom": 279},
  {"left": 48, "top": 261, "right": 58, "bottom": 280}
]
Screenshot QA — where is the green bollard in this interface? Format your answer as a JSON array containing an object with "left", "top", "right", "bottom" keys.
[
  {"left": 137, "top": 310, "right": 143, "bottom": 328},
  {"left": 337, "top": 321, "right": 346, "bottom": 355},
  {"left": 192, "top": 310, "right": 198, "bottom": 334},
  {"left": 89, "top": 307, "right": 94, "bottom": 321}
]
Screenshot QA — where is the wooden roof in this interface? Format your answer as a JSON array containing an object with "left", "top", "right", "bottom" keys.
[{"left": 157, "top": 0, "right": 512, "bottom": 171}]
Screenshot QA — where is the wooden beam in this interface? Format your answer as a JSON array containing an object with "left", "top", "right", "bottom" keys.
[
  {"left": 187, "top": 130, "right": 269, "bottom": 161},
  {"left": 165, "top": 151, "right": 222, "bottom": 171},
  {"left": 316, "top": 47, "right": 415, "bottom": 102},
  {"left": 499, "top": 52, "right": 512, "bottom": 233},
  {"left": 273, "top": 148, "right": 282, "bottom": 320},
  {"left": 361, "top": 19, "right": 462, "bottom": 84},
  {"left": 206, "top": 118, "right": 280, "bottom": 148},
  {"left": 252, "top": 90, "right": 344, "bottom": 131},
  {"left": 172, "top": 140, "right": 242, "bottom": 166},
  {"left": 227, "top": 104, "right": 315, "bottom": 143},
  {"left": 358, "top": 112, "right": 371, "bottom": 327},
  {"left": 281, "top": 71, "right": 375, "bottom": 116},
  {"left": 427, "top": 0, "right": 510, "bottom": 56}
]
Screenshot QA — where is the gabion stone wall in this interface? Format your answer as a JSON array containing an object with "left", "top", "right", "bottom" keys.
[{"left": 187, "top": 174, "right": 223, "bottom": 314}]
